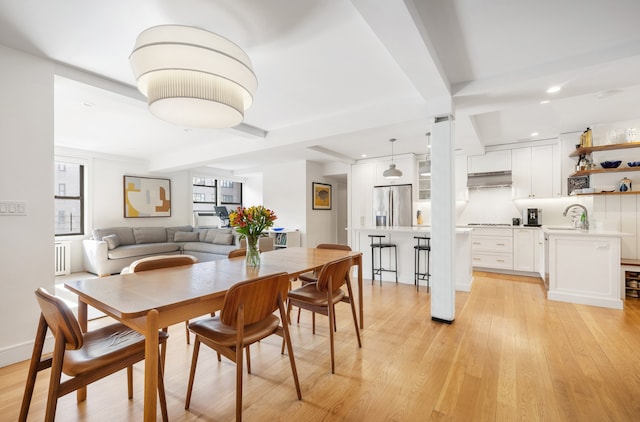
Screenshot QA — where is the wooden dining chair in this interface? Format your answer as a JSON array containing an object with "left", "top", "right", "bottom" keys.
[
  {"left": 185, "top": 272, "right": 302, "bottom": 421},
  {"left": 228, "top": 248, "right": 247, "bottom": 258},
  {"left": 287, "top": 255, "right": 361, "bottom": 374},
  {"left": 127, "top": 254, "right": 200, "bottom": 345},
  {"left": 295, "top": 244, "right": 352, "bottom": 329},
  {"left": 20, "top": 288, "right": 169, "bottom": 422}
]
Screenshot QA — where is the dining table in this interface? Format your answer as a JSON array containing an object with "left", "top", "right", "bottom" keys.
[{"left": 64, "top": 247, "right": 363, "bottom": 422}]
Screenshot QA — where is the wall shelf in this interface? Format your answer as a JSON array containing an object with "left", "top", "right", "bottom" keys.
[
  {"left": 569, "top": 141, "right": 640, "bottom": 157},
  {"left": 575, "top": 191, "right": 639, "bottom": 196},
  {"left": 570, "top": 166, "right": 640, "bottom": 177}
]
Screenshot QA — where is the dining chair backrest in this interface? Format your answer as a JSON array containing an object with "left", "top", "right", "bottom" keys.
[
  {"left": 228, "top": 248, "right": 247, "bottom": 258},
  {"left": 34, "top": 288, "right": 84, "bottom": 350},
  {"left": 220, "top": 272, "right": 290, "bottom": 327},
  {"left": 129, "top": 254, "right": 197, "bottom": 272},
  {"left": 316, "top": 243, "right": 352, "bottom": 251},
  {"left": 315, "top": 256, "right": 353, "bottom": 294}
]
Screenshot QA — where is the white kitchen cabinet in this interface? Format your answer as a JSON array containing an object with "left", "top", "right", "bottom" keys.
[
  {"left": 511, "top": 144, "right": 559, "bottom": 198},
  {"left": 546, "top": 230, "right": 622, "bottom": 309},
  {"left": 471, "top": 228, "right": 513, "bottom": 270},
  {"left": 468, "top": 150, "right": 511, "bottom": 173},
  {"left": 513, "top": 228, "right": 536, "bottom": 272},
  {"left": 350, "top": 162, "right": 376, "bottom": 228}
]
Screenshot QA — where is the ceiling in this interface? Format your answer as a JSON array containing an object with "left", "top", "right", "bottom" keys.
[{"left": 2, "top": 0, "right": 640, "bottom": 175}]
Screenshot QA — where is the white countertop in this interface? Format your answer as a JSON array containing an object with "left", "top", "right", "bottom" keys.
[
  {"left": 542, "top": 226, "right": 630, "bottom": 237},
  {"left": 351, "top": 226, "right": 473, "bottom": 233}
]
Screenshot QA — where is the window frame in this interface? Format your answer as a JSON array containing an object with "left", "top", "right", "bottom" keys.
[{"left": 55, "top": 161, "right": 85, "bottom": 237}]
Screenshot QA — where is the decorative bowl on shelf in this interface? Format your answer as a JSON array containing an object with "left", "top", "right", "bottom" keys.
[
  {"left": 600, "top": 160, "right": 622, "bottom": 168},
  {"left": 628, "top": 161, "right": 640, "bottom": 167},
  {"left": 272, "top": 227, "right": 285, "bottom": 232}
]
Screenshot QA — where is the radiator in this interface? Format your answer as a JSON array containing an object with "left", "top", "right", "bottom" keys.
[{"left": 54, "top": 241, "right": 71, "bottom": 276}]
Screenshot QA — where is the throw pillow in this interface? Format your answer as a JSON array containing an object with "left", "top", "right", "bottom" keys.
[
  {"left": 102, "top": 234, "right": 121, "bottom": 250},
  {"left": 174, "top": 231, "right": 199, "bottom": 242},
  {"left": 213, "top": 233, "right": 234, "bottom": 245}
]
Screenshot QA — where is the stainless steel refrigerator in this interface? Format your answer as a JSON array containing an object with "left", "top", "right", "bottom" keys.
[{"left": 372, "top": 184, "right": 412, "bottom": 227}]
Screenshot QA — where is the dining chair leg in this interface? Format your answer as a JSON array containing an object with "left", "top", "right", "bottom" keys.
[
  {"left": 328, "top": 301, "right": 336, "bottom": 374},
  {"left": 157, "top": 353, "right": 169, "bottom": 422},
  {"left": 345, "top": 276, "right": 362, "bottom": 348},
  {"left": 235, "top": 305, "right": 245, "bottom": 422},
  {"left": 185, "top": 321, "right": 191, "bottom": 345},
  {"left": 19, "top": 316, "right": 47, "bottom": 422},
  {"left": 44, "top": 337, "right": 66, "bottom": 422},
  {"left": 185, "top": 338, "right": 201, "bottom": 409},
  {"left": 245, "top": 346, "right": 251, "bottom": 374},
  {"left": 127, "top": 366, "right": 133, "bottom": 399},
  {"left": 278, "top": 295, "right": 302, "bottom": 399}
]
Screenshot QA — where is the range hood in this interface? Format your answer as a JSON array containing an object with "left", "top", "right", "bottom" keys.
[{"left": 467, "top": 170, "right": 512, "bottom": 188}]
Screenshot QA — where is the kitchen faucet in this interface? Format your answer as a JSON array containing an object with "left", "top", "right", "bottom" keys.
[{"left": 563, "top": 204, "right": 589, "bottom": 230}]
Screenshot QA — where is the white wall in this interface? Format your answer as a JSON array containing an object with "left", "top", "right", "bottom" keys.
[
  {"left": 306, "top": 161, "right": 337, "bottom": 247},
  {"left": 0, "top": 46, "right": 55, "bottom": 366},
  {"left": 262, "top": 161, "right": 307, "bottom": 244}
]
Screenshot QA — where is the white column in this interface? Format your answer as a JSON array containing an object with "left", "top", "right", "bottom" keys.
[{"left": 430, "top": 116, "right": 456, "bottom": 323}]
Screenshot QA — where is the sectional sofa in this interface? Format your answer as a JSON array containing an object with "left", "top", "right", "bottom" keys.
[{"left": 83, "top": 225, "right": 240, "bottom": 276}]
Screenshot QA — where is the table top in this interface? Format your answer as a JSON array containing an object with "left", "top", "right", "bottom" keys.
[{"left": 65, "top": 247, "right": 361, "bottom": 320}]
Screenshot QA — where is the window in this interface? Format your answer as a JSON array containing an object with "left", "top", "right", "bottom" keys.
[
  {"left": 192, "top": 177, "right": 217, "bottom": 212},
  {"left": 55, "top": 161, "right": 84, "bottom": 236},
  {"left": 218, "top": 179, "right": 242, "bottom": 205}
]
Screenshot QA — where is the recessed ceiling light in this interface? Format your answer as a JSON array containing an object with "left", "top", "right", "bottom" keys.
[
  {"left": 546, "top": 86, "right": 561, "bottom": 94},
  {"left": 540, "top": 100, "right": 550, "bottom": 104},
  {"left": 361, "top": 154, "right": 367, "bottom": 158},
  {"left": 82, "top": 102, "right": 95, "bottom": 107},
  {"left": 531, "top": 132, "right": 539, "bottom": 137}
]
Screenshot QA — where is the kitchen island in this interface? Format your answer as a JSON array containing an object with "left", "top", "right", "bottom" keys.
[
  {"left": 544, "top": 227, "right": 628, "bottom": 309},
  {"left": 351, "top": 226, "right": 473, "bottom": 291}
]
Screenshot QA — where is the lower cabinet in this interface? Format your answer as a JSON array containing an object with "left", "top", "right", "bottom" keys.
[
  {"left": 471, "top": 228, "right": 513, "bottom": 270},
  {"left": 513, "top": 228, "right": 536, "bottom": 272},
  {"left": 268, "top": 230, "right": 300, "bottom": 248}
]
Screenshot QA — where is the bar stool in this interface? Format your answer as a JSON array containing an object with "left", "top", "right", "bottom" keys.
[
  {"left": 414, "top": 236, "right": 431, "bottom": 292},
  {"left": 368, "top": 234, "right": 398, "bottom": 285}
]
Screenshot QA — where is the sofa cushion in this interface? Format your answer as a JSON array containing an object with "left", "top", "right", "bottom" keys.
[
  {"left": 103, "top": 234, "right": 121, "bottom": 250},
  {"left": 182, "top": 242, "right": 235, "bottom": 255},
  {"left": 174, "top": 231, "right": 199, "bottom": 242},
  {"left": 133, "top": 227, "right": 168, "bottom": 244},
  {"left": 213, "top": 233, "right": 234, "bottom": 245},
  {"left": 107, "top": 243, "right": 181, "bottom": 259},
  {"left": 93, "top": 227, "right": 135, "bottom": 246},
  {"left": 166, "top": 225, "right": 193, "bottom": 242},
  {"left": 204, "top": 228, "right": 233, "bottom": 244}
]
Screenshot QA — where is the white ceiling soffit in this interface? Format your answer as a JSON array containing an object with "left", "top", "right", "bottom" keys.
[{"left": 2, "top": 0, "right": 640, "bottom": 171}]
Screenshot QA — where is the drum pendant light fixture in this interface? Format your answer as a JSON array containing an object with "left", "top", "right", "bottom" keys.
[
  {"left": 129, "top": 25, "right": 257, "bottom": 129},
  {"left": 383, "top": 138, "right": 403, "bottom": 179}
]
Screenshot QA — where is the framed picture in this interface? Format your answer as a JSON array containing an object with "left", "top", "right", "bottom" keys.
[
  {"left": 312, "top": 182, "right": 332, "bottom": 210},
  {"left": 123, "top": 175, "right": 171, "bottom": 217},
  {"left": 567, "top": 175, "right": 589, "bottom": 195}
]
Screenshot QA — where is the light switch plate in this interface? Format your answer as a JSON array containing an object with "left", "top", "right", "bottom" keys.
[{"left": 0, "top": 201, "right": 27, "bottom": 216}]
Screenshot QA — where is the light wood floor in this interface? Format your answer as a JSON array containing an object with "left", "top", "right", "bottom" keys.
[{"left": 3, "top": 272, "right": 640, "bottom": 421}]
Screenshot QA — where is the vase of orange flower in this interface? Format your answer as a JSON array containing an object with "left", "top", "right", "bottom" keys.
[{"left": 229, "top": 205, "right": 277, "bottom": 267}]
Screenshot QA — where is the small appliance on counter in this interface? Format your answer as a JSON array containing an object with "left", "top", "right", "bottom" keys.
[
  {"left": 512, "top": 218, "right": 521, "bottom": 226},
  {"left": 523, "top": 208, "right": 542, "bottom": 227}
]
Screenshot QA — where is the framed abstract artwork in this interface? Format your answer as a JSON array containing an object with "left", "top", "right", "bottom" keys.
[
  {"left": 123, "top": 175, "right": 171, "bottom": 217},
  {"left": 312, "top": 182, "right": 331, "bottom": 210}
]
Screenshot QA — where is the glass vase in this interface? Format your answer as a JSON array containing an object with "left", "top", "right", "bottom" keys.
[{"left": 245, "top": 235, "right": 260, "bottom": 267}]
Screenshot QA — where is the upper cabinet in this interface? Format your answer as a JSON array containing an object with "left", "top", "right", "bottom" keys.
[
  {"left": 511, "top": 143, "right": 561, "bottom": 199},
  {"left": 468, "top": 150, "right": 511, "bottom": 173}
]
